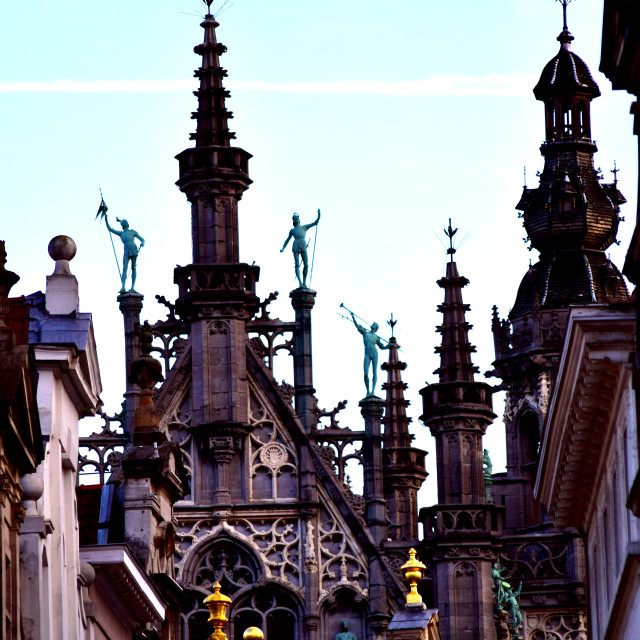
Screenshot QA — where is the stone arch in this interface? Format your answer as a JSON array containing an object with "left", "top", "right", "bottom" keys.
[
  {"left": 180, "top": 534, "right": 269, "bottom": 640},
  {"left": 320, "top": 587, "right": 368, "bottom": 640},
  {"left": 179, "top": 531, "right": 265, "bottom": 594},
  {"left": 514, "top": 404, "right": 541, "bottom": 477},
  {"left": 230, "top": 584, "right": 303, "bottom": 640}
]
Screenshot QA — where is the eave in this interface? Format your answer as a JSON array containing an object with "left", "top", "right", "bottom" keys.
[
  {"left": 535, "top": 306, "right": 635, "bottom": 530},
  {"left": 80, "top": 544, "right": 166, "bottom": 631}
]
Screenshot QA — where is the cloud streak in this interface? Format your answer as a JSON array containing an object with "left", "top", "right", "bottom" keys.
[{"left": 0, "top": 74, "right": 537, "bottom": 97}]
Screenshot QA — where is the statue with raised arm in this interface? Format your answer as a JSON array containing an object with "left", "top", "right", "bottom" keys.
[
  {"left": 335, "top": 620, "right": 357, "bottom": 640},
  {"left": 348, "top": 311, "right": 391, "bottom": 397},
  {"left": 105, "top": 216, "right": 145, "bottom": 293},
  {"left": 280, "top": 209, "right": 321, "bottom": 289},
  {"left": 504, "top": 582, "right": 523, "bottom": 638}
]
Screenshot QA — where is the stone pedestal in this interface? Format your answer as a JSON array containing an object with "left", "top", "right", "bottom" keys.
[
  {"left": 388, "top": 606, "right": 441, "bottom": 640},
  {"left": 118, "top": 292, "right": 143, "bottom": 438},
  {"left": 360, "top": 396, "right": 386, "bottom": 544},
  {"left": 290, "top": 288, "right": 317, "bottom": 432}
]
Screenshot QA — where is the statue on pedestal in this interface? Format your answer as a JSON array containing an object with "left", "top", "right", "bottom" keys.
[
  {"left": 345, "top": 308, "right": 391, "bottom": 397},
  {"left": 106, "top": 216, "right": 145, "bottom": 293},
  {"left": 280, "top": 209, "right": 320, "bottom": 289}
]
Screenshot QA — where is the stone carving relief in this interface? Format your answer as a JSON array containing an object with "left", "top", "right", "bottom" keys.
[
  {"left": 248, "top": 390, "right": 298, "bottom": 501},
  {"left": 175, "top": 518, "right": 302, "bottom": 589},
  {"left": 526, "top": 611, "right": 587, "bottom": 640},
  {"left": 233, "top": 518, "right": 301, "bottom": 586},
  {"left": 499, "top": 541, "right": 568, "bottom": 579},
  {"left": 166, "top": 399, "right": 193, "bottom": 487},
  {"left": 318, "top": 506, "right": 369, "bottom": 601}
]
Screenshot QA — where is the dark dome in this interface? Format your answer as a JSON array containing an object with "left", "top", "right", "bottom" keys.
[
  {"left": 510, "top": 252, "right": 628, "bottom": 320},
  {"left": 533, "top": 32, "right": 600, "bottom": 100}
]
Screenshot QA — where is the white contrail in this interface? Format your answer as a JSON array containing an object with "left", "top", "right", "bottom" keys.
[{"left": 0, "top": 74, "right": 537, "bottom": 97}]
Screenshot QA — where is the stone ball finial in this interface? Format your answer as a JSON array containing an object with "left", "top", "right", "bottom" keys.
[
  {"left": 243, "top": 628, "right": 264, "bottom": 640},
  {"left": 48, "top": 235, "right": 77, "bottom": 275},
  {"left": 20, "top": 473, "right": 44, "bottom": 502}
]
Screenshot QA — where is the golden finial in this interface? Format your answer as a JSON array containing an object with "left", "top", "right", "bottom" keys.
[
  {"left": 243, "top": 628, "right": 264, "bottom": 640},
  {"left": 204, "top": 582, "right": 232, "bottom": 640},
  {"left": 400, "top": 548, "right": 426, "bottom": 605}
]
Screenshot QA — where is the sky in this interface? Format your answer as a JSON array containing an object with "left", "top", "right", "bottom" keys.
[{"left": 1, "top": 0, "right": 637, "bottom": 507}]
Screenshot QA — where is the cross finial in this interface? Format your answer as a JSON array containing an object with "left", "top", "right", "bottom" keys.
[{"left": 444, "top": 218, "right": 458, "bottom": 261}]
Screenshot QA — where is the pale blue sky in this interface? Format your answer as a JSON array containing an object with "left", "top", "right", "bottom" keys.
[{"left": 1, "top": 0, "right": 636, "bottom": 505}]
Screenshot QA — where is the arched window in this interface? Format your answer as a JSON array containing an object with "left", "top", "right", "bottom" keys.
[
  {"left": 320, "top": 588, "right": 368, "bottom": 640},
  {"left": 562, "top": 100, "right": 572, "bottom": 136},
  {"left": 231, "top": 588, "right": 300, "bottom": 640},
  {"left": 517, "top": 410, "right": 540, "bottom": 476},
  {"left": 186, "top": 540, "right": 261, "bottom": 596}
]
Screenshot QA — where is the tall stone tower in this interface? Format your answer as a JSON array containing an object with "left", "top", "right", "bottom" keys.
[
  {"left": 140, "top": 11, "right": 426, "bottom": 640},
  {"left": 419, "top": 236, "right": 500, "bottom": 640},
  {"left": 491, "top": 12, "right": 628, "bottom": 531}
]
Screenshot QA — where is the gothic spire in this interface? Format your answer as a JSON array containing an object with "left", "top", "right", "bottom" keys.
[
  {"left": 191, "top": 13, "right": 235, "bottom": 147},
  {"left": 381, "top": 324, "right": 412, "bottom": 450},
  {"left": 433, "top": 227, "right": 479, "bottom": 383},
  {"left": 175, "top": 13, "right": 252, "bottom": 264}
]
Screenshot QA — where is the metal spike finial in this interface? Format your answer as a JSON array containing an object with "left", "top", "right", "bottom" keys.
[
  {"left": 556, "top": 0, "right": 574, "bottom": 31},
  {"left": 387, "top": 313, "right": 398, "bottom": 337},
  {"left": 611, "top": 160, "right": 619, "bottom": 185},
  {"left": 444, "top": 218, "right": 458, "bottom": 261},
  {"left": 203, "top": 0, "right": 214, "bottom": 13}
]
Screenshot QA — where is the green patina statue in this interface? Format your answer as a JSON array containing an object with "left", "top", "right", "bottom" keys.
[
  {"left": 335, "top": 620, "right": 358, "bottom": 640},
  {"left": 280, "top": 209, "right": 321, "bottom": 289},
  {"left": 483, "top": 448, "right": 493, "bottom": 502},
  {"left": 105, "top": 215, "right": 145, "bottom": 293},
  {"left": 492, "top": 563, "right": 523, "bottom": 639},
  {"left": 348, "top": 311, "right": 391, "bottom": 397}
]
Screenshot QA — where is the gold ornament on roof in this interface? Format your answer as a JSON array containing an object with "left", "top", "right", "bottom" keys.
[
  {"left": 204, "top": 582, "right": 232, "bottom": 640},
  {"left": 400, "top": 548, "right": 426, "bottom": 605},
  {"left": 243, "top": 628, "right": 264, "bottom": 640}
]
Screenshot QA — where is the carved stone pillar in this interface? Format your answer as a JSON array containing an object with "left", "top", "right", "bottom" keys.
[
  {"left": 208, "top": 435, "right": 237, "bottom": 506},
  {"left": 360, "top": 397, "right": 386, "bottom": 545},
  {"left": 118, "top": 292, "right": 143, "bottom": 438},
  {"left": 290, "top": 288, "right": 317, "bottom": 432}
]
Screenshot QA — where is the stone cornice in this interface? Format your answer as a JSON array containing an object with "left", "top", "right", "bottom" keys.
[{"left": 535, "top": 306, "right": 634, "bottom": 529}]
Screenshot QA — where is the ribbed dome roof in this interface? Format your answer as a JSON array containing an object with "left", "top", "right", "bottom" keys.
[{"left": 533, "top": 30, "right": 600, "bottom": 100}]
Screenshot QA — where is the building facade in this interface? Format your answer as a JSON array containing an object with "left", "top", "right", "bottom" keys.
[{"left": 2, "top": 4, "right": 639, "bottom": 640}]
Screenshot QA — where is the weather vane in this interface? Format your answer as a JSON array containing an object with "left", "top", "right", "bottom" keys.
[
  {"left": 556, "top": 0, "right": 574, "bottom": 31},
  {"left": 444, "top": 218, "right": 458, "bottom": 260}
]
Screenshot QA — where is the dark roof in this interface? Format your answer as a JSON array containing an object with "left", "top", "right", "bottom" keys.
[
  {"left": 534, "top": 33, "right": 600, "bottom": 100},
  {"left": 510, "top": 251, "right": 628, "bottom": 319}
]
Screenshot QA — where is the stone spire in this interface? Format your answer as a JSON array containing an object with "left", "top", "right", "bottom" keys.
[
  {"left": 173, "top": 12, "right": 259, "bottom": 506},
  {"left": 381, "top": 329, "right": 412, "bottom": 449},
  {"left": 175, "top": 12, "right": 252, "bottom": 264},
  {"left": 191, "top": 13, "right": 235, "bottom": 148},
  {"left": 434, "top": 234, "right": 479, "bottom": 384},
  {"left": 419, "top": 239, "right": 498, "bottom": 640},
  {"left": 421, "top": 239, "right": 494, "bottom": 505},
  {"left": 380, "top": 324, "right": 427, "bottom": 543}
]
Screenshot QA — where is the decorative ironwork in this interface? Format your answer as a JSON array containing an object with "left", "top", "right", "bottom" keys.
[{"left": 78, "top": 406, "right": 128, "bottom": 485}]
